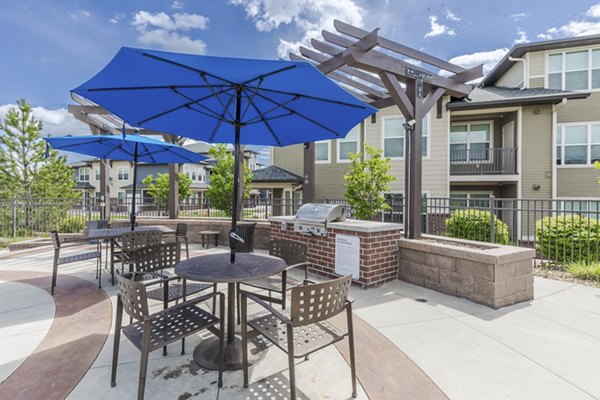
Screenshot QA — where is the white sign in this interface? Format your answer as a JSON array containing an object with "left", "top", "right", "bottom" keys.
[{"left": 335, "top": 234, "right": 360, "bottom": 279}]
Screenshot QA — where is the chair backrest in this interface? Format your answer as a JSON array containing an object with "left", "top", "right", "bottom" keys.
[
  {"left": 175, "top": 223, "right": 187, "bottom": 237},
  {"left": 87, "top": 220, "right": 100, "bottom": 231},
  {"left": 98, "top": 220, "right": 110, "bottom": 229},
  {"left": 269, "top": 239, "right": 308, "bottom": 266},
  {"left": 50, "top": 231, "right": 61, "bottom": 249},
  {"left": 133, "top": 243, "right": 180, "bottom": 274},
  {"left": 121, "top": 230, "right": 162, "bottom": 251},
  {"left": 290, "top": 275, "right": 352, "bottom": 327},
  {"left": 116, "top": 273, "right": 149, "bottom": 321}
]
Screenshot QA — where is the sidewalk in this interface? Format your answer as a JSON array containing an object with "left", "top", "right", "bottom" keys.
[{"left": 1, "top": 244, "right": 599, "bottom": 399}]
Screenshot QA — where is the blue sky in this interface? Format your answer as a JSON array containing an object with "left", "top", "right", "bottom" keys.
[{"left": 1, "top": 0, "right": 599, "bottom": 163}]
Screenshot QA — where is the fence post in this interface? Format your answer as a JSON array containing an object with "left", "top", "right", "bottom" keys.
[
  {"left": 489, "top": 196, "right": 496, "bottom": 243},
  {"left": 12, "top": 198, "right": 17, "bottom": 237}
]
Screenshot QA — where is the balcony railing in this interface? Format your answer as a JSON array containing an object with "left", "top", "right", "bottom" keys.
[{"left": 450, "top": 147, "right": 517, "bottom": 175}]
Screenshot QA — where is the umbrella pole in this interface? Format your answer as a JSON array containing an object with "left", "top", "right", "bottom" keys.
[
  {"left": 230, "top": 87, "right": 242, "bottom": 264},
  {"left": 131, "top": 142, "right": 138, "bottom": 231}
]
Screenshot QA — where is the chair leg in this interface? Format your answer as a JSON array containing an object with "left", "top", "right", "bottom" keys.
[
  {"left": 218, "top": 293, "right": 225, "bottom": 388},
  {"left": 347, "top": 305, "right": 357, "bottom": 398},
  {"left": 51, "top": 256, "right": 59, "bottom": 296},
  {"left": 185, "top": 238, "right": 189, "bottom": 259},
  {"left": 111, "top": 298, "right": 123, "bottom": 387},
  {"left": 138, "top": 323, "right": 152, "bottom": 400},
  {"left": 98, "top": 257, "right": 102, "bottom": 289},
  {"left": 287, "top": 327, "right": 297, "bottom": 400},
  {"left": 212, "top": 284, "right": 217, "bottom": 313},
  {"left": 241, "top": 293, "right": 249, "bottom": 388},
  {"left": 236, "top": 283, "right": 241, "bottom": 324}
]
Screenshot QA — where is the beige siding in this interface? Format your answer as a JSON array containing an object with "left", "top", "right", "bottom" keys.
[
  {"left": 272, "top": 144, "right": 304, "bottom": 177},
  {"left": 528, "top": 51, "right": 545, "bottom": 77},
  {"left": 557, "top": 92, "right": 600, "bottom": 123},
  {"left": 496, "top": 62, "right": 524, "bottom": 88},
  {"left": 521, "top": 105, "right": 553, "bottom": 199},
  {"left": 557, "top": 168, "right": 600, "bottom": 197},
  {"left": 528, "top": 77, "right": 544, "bottom": 88},
  {"left": 365, "top": 101, "right": 449, "bottom": 197}
]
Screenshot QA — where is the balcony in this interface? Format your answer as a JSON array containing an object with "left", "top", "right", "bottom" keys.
[{"left": 450, "top": 147, "right": 517, "bottom": 175}]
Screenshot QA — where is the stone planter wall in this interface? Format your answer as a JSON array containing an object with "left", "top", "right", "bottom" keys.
[
  {"left": 398, "top": 235, "right": 534, "bottom": 309},
  {"left": 110, "top": 218, "right": 271, "bottom": 250}
]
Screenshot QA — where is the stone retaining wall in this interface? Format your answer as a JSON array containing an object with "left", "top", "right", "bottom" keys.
[{"left": 398, "top": 235, "right": 534, "bottom": 309}]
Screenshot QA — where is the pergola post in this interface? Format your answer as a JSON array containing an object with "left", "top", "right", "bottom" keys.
[
  {"left": 168, "top": 164, "right": 179, "bottom": 219},
  {"left": 291, "top": 20, "right": 482, "bottom": 239},
  {"left": 99, "top": 159, "right": 111, "bottom": 221},
  {"left": 303, "top": 142, "right": 315, "bottom": 203}
]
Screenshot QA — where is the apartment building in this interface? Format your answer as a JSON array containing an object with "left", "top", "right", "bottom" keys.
[{"left": 272, "top": 34, "right": 599, "bottom": 209}]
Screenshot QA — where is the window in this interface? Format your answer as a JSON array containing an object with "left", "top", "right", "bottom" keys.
[
  {"left": 117, "top": 166, "right": 129, "bottom": 180},
  {"left": 547, "top": 48, "right": 600, "bottom": 90},
  {"left": 450, "top": 123, "right": 491, "bottom": 162},
  {"left": 382, "top": 116, "right": 429, "bottom": 158},
  {"left": 117, "top": 192, "right": 125, "bottom": 204},
  {"left": 191, "top": 168, "right": 197, "bottom": 181},
  {"left": 561, "top": 200, "right": 600, "bottom": 219},
  {"left": 79, "top": 167, "right": 90, "bottom": 182},
  {"left": 450, "top": 192, "right": 491, "bottom": 208},
  {"left": 556, "top": 123, "right": 600, "bottom": 165},
  {"left": 95, "top": 168, "right": 100, "bottom": 181},
  {"left": 338, "top": 126, "right": 360, "bottom": 162},
  {"left": 315, "top": 140, "right": 330, "bottom": 163}
]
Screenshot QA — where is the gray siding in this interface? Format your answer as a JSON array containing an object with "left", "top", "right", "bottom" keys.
[
  {"left": 496, "top": 62, "right": 524, "bottom": 88},
  {"left": 557, "top": 169, "right": 600, "bottom": 197},
  {"left": 557, "top": 92, "right": 600, "bottom": 123},
  {"left": 528, "top": 51, "right": 545, "bottom": 77},
  {"left": 528, "top": 77, "right": 544, "bottom": 89},
  {"left": 521, "top": 105, "right": 553, "bottom": 199}
]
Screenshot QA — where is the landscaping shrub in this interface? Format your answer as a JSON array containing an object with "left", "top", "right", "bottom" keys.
[
  {"left": 52, "top": 216, "right": 87, "bottom": 233},
  {"left": 445, "top": 209, "right": 510, "bottom": 244},
  {"left": 536, "top": 215, "right": 600, "bottom": 265}
]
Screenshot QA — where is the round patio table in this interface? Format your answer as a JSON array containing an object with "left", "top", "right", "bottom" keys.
[{"left": 175, "top": 252, "right": 286, "bottom": 371}]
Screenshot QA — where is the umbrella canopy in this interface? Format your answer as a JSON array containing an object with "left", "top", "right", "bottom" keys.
[
  {"left": 45, "top": 134, "right": 207, "bottom": 229},
  {"left": 72, "top": 47, "right": 377, "bottom": 261}
]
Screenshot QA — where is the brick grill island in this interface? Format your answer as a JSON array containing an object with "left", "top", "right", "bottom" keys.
[{"left": 270, "top": 216, "right": 402, "bottom": 288}]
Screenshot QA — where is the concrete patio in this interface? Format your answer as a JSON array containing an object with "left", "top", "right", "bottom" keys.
[{"left": 1, "top": 243, "right": 599, "bottom": 400}]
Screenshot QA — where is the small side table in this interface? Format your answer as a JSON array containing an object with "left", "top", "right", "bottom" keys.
[{"left": 198, "top": 230, "right": 220, "bottom": 248}]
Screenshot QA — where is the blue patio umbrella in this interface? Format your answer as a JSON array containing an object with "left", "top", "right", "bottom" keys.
[
  {"left": 45, "top": 134, "right": 207, "bottom": 230},
  {"left": 71, "top": 47, "right": 377, "bottom": 262}
]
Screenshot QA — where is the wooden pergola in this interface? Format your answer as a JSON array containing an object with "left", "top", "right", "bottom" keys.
[{"left": 291, "top": 20, "right": 483, "bottom": 239}]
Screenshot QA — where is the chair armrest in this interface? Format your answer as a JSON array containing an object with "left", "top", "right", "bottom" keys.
[
  {"left": 127, "top": 271, "right": 170, "bottom": 286},
  {"left": 284, "top": 262, "right": 311, "bottom": 271},
  {"left": 176, "top": 291, "right": 224, "bottom": 309},
  {"left": 240, "top": 290, "right": 292, "bottom": 324}
]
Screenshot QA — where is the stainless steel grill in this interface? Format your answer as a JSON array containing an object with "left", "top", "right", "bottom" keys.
[{"left": 294, "top": 203, "right": 346, "bottom": 236}]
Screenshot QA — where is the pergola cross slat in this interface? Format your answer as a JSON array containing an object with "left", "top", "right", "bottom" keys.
[{"left": 291, "top": 20, "right": 483, "bottom": 239}]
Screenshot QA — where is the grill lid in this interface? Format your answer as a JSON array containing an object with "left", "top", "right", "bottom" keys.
[{"left": 294, "top": 203, "right": 346, "bottom": 224}]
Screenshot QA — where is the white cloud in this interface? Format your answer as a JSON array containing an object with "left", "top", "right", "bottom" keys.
[
  {"left": 514, "top": 29, "right": 529, "bottom": 45},
  {"left": 537, "top": 3, "right": 600, "bottom": 39},
  {"left": 448, "top": 48, "right": 509, "bottom": 79},
  {"left": 131, "top": 11, "right": 209, "bottom": 53},
  {"left": 172, "top": 0, "right": 184, "bottom": 10},
  {"left": 587, "top": 4, "right": 600, "bottom": 18},
  {"left": 109, "top": 12, "right": 125, "bottom": 24},
  {"left": 510, "top": 13, "right": 527, "bottom": 21},
  {"left": 424, "top": 15, "right": 456, "bottom": 38},
  {"left": 230, "top": 0, "right": 364, "bottom": 58},
  {"left": 0, "top": 104, "right": 90, "bottom": 137},
  {"left": 445, "top": 9, "right": 460, "bottom": 22}
]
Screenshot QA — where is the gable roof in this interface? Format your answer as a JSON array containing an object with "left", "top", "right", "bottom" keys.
[
  {"left": 252, "top": 165, "right": 303, "bottom": 183},
  {"left": 482, "top": 34, "right": 600, "bottom": 86},
  {"left": 447, "top": 86, "right": 590, "bottom": 110}
]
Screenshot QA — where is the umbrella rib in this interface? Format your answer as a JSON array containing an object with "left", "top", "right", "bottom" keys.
[
  {"left": 244, "top": 111, "right": 294, "bottom": 126},
  {"left": 87, "top": 84, "right": 230, "bottom": 92},
  {"left": 208, "top": 93, "right": 237, "bottom": 141},
  {"left": 242, "top": 95, "right": 298, "bottom": 125},
  {"left": 138, "top": 87, "right": 234, "bottom": 125},
  {"left": 199, "top": 74, "right": 234, "bottom": 121},
  {"left": 141, "top": 52, "right": 236, "bottom": 85},
  {"left": 241, "top": 64, "right": 297, "bottom": 85},
  {"left": 244, "top": 96, "right": 282, "bottom": 146},
  {"left": 240, "top": 79, "right": 263, "bottom": 121},
  {"left": 257, "top": 87, "right": 369, "bottom": 109},
  {"left": 253, "top": 92, "right": 342, "bottom": 137},
  {"left": 172, "top": 88, "right": 234, "bottom": 122}
]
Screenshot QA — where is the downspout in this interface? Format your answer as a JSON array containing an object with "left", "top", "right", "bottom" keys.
[
  {"left": 552, "top": 98, "right": 568, "bottom": 200},
  {"left": 509, "top": 57, "right": 528, "bottom": 89}
]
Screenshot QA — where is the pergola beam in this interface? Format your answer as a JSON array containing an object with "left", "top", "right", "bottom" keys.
[{"left": 379, "top": 72, "right": 414, "bottom": 119}]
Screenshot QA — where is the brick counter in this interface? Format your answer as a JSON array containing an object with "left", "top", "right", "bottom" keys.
[{"left": 270, "top": 217, "right": 402, "bottom": 288}]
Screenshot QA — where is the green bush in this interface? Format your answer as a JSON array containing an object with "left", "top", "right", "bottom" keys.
[
  {"left": 445, "top": 209, "right": 510, "bottom": 244},
  {"left": 536, "top": 215, "right": 600, "bottom": 265},
  {"left": 53, "top": 216, "right": 87, "bottom": 233}
]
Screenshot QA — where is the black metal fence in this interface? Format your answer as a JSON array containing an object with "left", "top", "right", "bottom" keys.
[{"left": 2, "top": 195, "right": 600, "bottom": 266}]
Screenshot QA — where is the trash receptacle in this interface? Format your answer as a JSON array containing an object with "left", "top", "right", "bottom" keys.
[{"left": 236, "top": 221, "right": 256, "bottom": 253}]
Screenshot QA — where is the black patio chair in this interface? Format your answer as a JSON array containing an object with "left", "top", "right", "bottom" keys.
[
  {"left": 175, "top": 223, "right": 190, "bottom": 259},
  {"left": 241, "top": 274, "right": 356, "bottom": 400},
  {"left": 111, "top": 230, "right": 162, "bottom": 284},
  {"left": 111, "top": 273, "right": 224, "bottom": 400},
  {"left": 50, "top": 230, "right": 101, "bottom": 295},
  {"left": 237, "top": 239, "right": 310, "bottom": 323}
]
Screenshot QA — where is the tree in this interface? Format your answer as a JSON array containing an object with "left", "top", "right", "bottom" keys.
[
  {"left": 344, "top": 143, "right": 396, "bottom": 220},
  {"left": 142, "top": 172, "right": 192, "bottom": 208},
  {"left": 206, "top": 144, "right": 253, "bottom": 216},
  {"left": 0, "top": 99, "right": 77, "bottom": 200}
]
